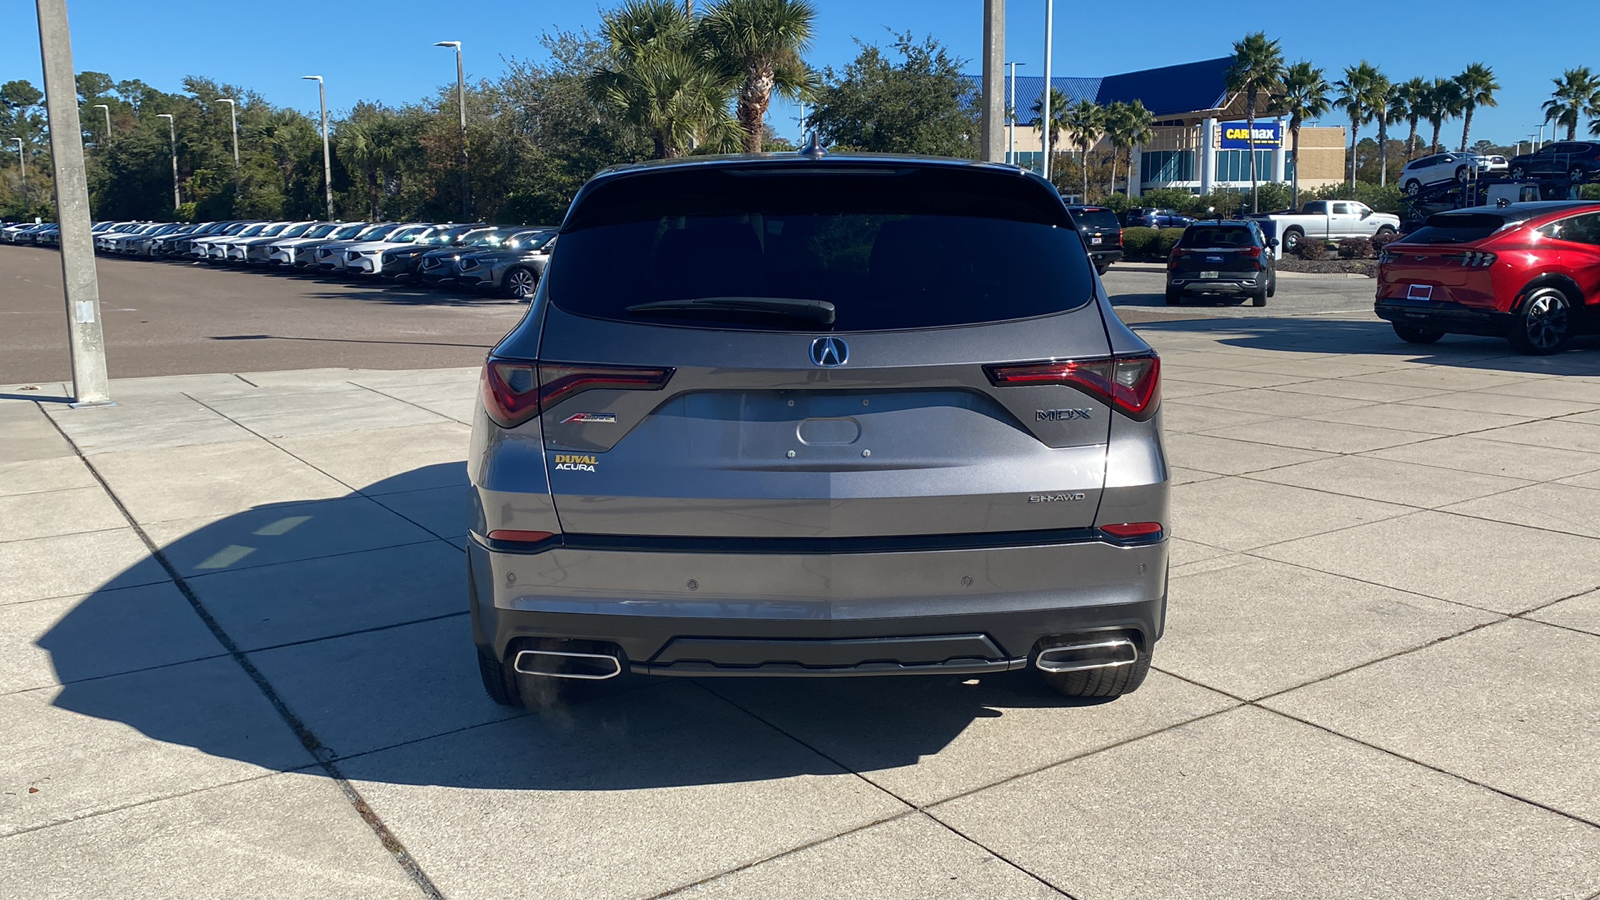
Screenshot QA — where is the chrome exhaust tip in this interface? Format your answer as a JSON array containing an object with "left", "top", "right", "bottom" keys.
[
  {"left": 512, "top": 648, "right": 623, "bottom": 681},
  {"left": 1035, "top": 638, "right": 1138, "bottom": 674}
]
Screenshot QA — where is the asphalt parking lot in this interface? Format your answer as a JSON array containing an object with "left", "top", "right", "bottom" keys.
[
  {"left": 0, "top": 246, "right": 1382, "bottom": 384},
  {"left": 4, "top": 303, "right": 1599, "bottom": 898}
]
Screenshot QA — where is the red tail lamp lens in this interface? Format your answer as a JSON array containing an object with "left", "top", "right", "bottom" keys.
[
  {"left": 481, "top": 358, "right": 673, "bottom": 428},
  {"left": 487, "top": 530, "right": 555, "bottom": 543},
  {"left": 1100, "top": 522, "right": 1163, "bottom": 538},
  {"left": 985, "top": 353, "right": 1160, "bottom": 421}
]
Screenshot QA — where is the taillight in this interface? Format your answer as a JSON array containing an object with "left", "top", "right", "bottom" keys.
[
  {"left": 481, "top": 357, "right": 674, "bottom": 428},
  {"left": 1168, "top": 246, "right": 1190, "bottom": 269},
  {"left": 1239, "top": 245, "right": 1262, "bottom": 259},
  {"left": 1099, "top": 522, "right": 1164, "bottom": 541},
  {"left": 985, "top": 352, "right": 1161, "bottom": 421},
  {"left": 1454, "top": 251, "right": 1496, "bottom": 267}
]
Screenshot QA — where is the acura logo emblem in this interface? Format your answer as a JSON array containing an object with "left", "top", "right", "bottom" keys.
[{"left": 809, "top": 336, "right": 848, "bottom": 367}]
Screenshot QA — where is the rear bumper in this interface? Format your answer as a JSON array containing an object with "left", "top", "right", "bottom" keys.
[
  {"left": 1089, "top": 249, "right": 1123, "bottom": 267},
  {"left": 1169, "top": 271, "right": 1265, "bottom": 293},
  {"left": 466, "top": 535, "right": 1169, "bottom": 676},
  {"left": 1375, "top": 298, "right": 1514, "bottom": 336}
]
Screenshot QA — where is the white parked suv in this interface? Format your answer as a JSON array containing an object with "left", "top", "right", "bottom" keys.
[{"left": 1400, "top": 152, "right": 1501, "bottom": 196}]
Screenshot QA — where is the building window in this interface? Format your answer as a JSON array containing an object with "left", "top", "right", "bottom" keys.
[
  {"left": 1141, "top": 150, "right": 1195, "bottom": 183},
  {"left": 1214, "top": 149, "right": 1277, "bottom": 182}
]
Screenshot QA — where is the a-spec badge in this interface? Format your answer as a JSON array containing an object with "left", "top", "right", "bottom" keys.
[{"left": 561, "top": 412, "right": 618, "bottom": 424}]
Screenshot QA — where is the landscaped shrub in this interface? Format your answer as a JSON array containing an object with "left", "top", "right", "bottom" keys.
[
  {"left": 1371, "top": 231, "right": 1403, "bottom": 252},
  {"left": 1156, "top": 228, "right": 1185, "bottom": 258},
  {"left": 1338, "top": 237, "right": 1374, "bottom": 259},
  {"left": 1295, "top": 239, "right": 1328, "bottom": 260},
  {"left": 1121, "top": 227, "right": 1159, "bottom": 259}
]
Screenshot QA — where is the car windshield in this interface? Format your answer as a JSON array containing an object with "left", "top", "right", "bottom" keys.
[
  {"left": 551, "top": 164, "right": 1093, "bottom": 331},
  {"left": 355, "top": 224, "right": 398, "bottom": 240},
  {"left": 329, "top": 224, "right": 367, "bottom": 239},
  {"left": 1401, "top": 214, "right": 1513, "bottom": 244},
  {"left": 416, "top": 225, "right": 475, "bottom": 245},
  {"left": 385, "top": 225, "right": 430, "bottom": 243},
  {"left": 509, "top": 231, "right": 554, "bottom": 250},
  {"left": 278, "top": 223, "right": 315, "bottom": 239},
  {"left": 235, "top": 224, "right": 265, "bottom": 237},
  {"left": 460, "top": 227, "right": 520, "bottom": 248},
  {"left": 1180, "top": 226, "right": 1256, "bottom": 247},
  {"left": 258, "top": 223, "right": 290, "bottom": 237}
]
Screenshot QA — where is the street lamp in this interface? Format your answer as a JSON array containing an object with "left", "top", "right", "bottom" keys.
[
  {"left": 434, "top": 40, "right": 470, "bottom": 218},
  {"left": 92, "top": 103, "right": 110, "bottom": 137},
  {"left": 1006, "top": 61, "right": 1025, "bottom": 166},
  {"left": 216, "top": 98, "right": 238, "bottom": 165},
  {"left": 155, "top": 114, "right": 179, "bottom": 211},
  {"left": 1041, "top": 0, "right": 1054, "bottom": 182},
  {"left": 303, "top": 75, "right": 333, "bottom": 219}
]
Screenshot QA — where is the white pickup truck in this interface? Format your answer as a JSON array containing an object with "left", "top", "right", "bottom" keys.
[{"left": 1251, "top": 200, "right": 1401, "bottom": 253}]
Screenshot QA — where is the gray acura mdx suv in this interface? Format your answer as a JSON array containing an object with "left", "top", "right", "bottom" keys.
[{"left": 468, "top": 150, "right": 1170, "bottom": 707}]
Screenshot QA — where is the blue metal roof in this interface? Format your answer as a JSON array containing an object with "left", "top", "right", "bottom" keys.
[{"left": 984, "top": 57, "right": 1233, "bottom": 125}]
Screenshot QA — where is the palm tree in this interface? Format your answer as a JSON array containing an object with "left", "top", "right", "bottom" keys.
[
  {"left": 1453, "top": 63, "right": 1498, "bottom": 151},
  {"left": 1333, "top": 62, "right": 1379, "bottom": 195},
  {"left": 1425, "top": 77, "right": 1460, "bottom": 155},
  {"left": 335, "top": 105, "right": 401, "bottom": 220},
  {"left": 1544, "top": 67, "right": 1598, "bottom": 142},
  {"left": 1368, "top": 74, "right": 1394, "bottom": 187},
  {"left": 1029, "top": 85, "right": 1072, "bottom": 167},
  {"left": 1225, "top": 31, "right": 1285, "bottom": 212},
  {"left": 1100, "top": 101, "right": 1129, "bottom": 193},
  {"left": 701, "top": 0, "right": 815, "bottom": 153},
  {"left": 1063, "top": 99, "right": 1103, "bottom": 202},
  {"left": 1280, "top": 61, "right": 1329, "bottom": 208},
  {"left": 1114, "top": 100, "right": 1153, "bottom": 196},
  {"left": 1393, "top": 77, "right": 1430, "bottom": 160},
  {"left": 587, "top": 0, "right": 740, "bottom": 159}
]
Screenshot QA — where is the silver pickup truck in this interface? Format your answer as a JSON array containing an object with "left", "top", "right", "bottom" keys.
[{"left": 1252, "top": 200, "right": 1401, "bottom": 253}]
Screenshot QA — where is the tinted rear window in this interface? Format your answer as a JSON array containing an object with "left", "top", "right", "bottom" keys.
[
  {"left": 1179, "top": 226, "right": 1256, "bottom": 247},
  {"left": 1402, "top": 214, "right": 1512, "bottom": 245},
  {"left": 549, "top": 164, "right": 1092, "bottom": 332},
  {"left": 1071, "top": 209, "right": 1120, "bottom": 230}
]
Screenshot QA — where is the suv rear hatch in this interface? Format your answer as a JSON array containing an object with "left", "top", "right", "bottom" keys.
[
  {"left": 494, "top": 161, "right": 1155, "bottom": 541},
  {"left": 1170, "top": 224, "right": 1265, "bottom": 278}
]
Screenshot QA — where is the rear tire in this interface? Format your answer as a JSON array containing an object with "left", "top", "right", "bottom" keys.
[
  {"left": 1165, "top": 287, "right": 1183, "bottom": 306},
  {"left": 1265, "top": 271, "right": 1277, "bottom": 298},
  {"left": 1040, "top": 649, "right": 1153, "bottom": 699},
  {"left": 1508, "top": 286, "right": 1575, "bottom": 355},
  {"left": 1455, "top": 166, "right": 1468, "bottom": 183},
  {"left": 1393, "top": 323, "right": 1444, "bottom": 344}
]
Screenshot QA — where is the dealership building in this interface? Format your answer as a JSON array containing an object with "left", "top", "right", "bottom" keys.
[{"left": 995, "top": 57, "right": 1347, "bottom": 196}]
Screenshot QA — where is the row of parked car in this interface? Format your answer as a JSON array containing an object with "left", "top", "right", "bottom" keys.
[{"left": 0, "top": 218, "right": 557, "bottom": 299}]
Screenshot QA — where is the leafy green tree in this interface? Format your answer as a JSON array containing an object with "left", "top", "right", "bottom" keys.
[
  {"left": 1226, "top": 32, "right": 1285, "bottom": 212},
  {"left": 1280, "top": 61, "right": 1329, "bottom": 207},
  {"left": 1368, "top": 73, "right": 1394, "bottom": 187},
  {"left": 587, "top": 0, "right": 740, "bottom": 158},
  {"left": 809, "top": 33, "right": 977, "bottom": 157},
  {"left": 701, "top": 0, "right": 815, "bottom": 152},
  {"left": 1543, "top": 67, "right": 1598, "bottom": 142},
  {"left": 1453, "top": 63, "right": 1498, "bottom": 151}
]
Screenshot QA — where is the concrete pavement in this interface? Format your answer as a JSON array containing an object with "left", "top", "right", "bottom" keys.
[{"left": 4, "top": 317, "right": 1600, "bottom": 899}]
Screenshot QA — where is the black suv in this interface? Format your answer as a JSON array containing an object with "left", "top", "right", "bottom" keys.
[
  {"left": 1508, "top": 142, "right": 1600, "bottom": 183},
  {"left": 1064, "top": 205, "right": 1123, "bottom": 274},
  {"left": 1165, "top": 220, "right": 1277, "bottom": 307}
]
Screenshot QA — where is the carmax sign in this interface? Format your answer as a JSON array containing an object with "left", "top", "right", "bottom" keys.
[{"left": 1221, "top": 122, "right": 1282, "bottom": 149}]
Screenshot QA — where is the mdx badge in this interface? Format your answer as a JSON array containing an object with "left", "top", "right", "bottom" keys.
[
  {"left": 809, "top": 337, "right": 848, "bottom": 367},
  {"left": 1036, "top": 408, "right": 1092, "bottom": 421}
]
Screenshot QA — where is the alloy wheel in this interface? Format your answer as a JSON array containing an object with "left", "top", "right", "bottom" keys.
[
  {"left": 508, "top": 268, "right": 537, "bottom": 299},
  {"left": 1522, "top": 289, "right": 1571, "bottom": 352}
]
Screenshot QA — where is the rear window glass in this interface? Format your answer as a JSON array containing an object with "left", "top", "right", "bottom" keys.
[
  {"left": 1070, "top": 209, "right": 1120, "bottom": 230},
  {"left": 1179, "top": 226, "right": 1256, "bottom": 247},
  {"left": 1402, "top": 214, "right": 1512, "bottom": 244},
  {"left": 549, "top": 164, "right": 1092, "bottom": 332}
]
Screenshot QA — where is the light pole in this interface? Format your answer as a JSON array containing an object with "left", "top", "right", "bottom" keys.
[
  {"left": 155, "top": 113, "right": 178, "bottom": 211},
  {"left": 1041, "top": 0, "right": 1053, "bottom": 182},
  {"left": 92, "top": 103, "right": 110, "bottom": 137},
  {"left": 303, "top": 75, "right": 333, "bottom": 219},
  {"left": 434, "top": 41, "right": 470, "bottom": 218},
  {"left": 1007, "top": 61, "right": 1025, "bottom": 166},
  {"left": 216, "top": 98, "right": 238, "bottom": 165}
]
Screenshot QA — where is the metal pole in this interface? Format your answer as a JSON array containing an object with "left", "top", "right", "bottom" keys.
[
  {"left": 980, "top": 0, "right": 1004, "bottom": 163},
  {"left": 35, "top": 0, "right": 111, "bottom": 406},
  {"left": 156, "top": 113, "right": 178, "bottom": 210},
  {"left": 1007, "top": 61, "right": 1024, "bottom": 166},
  {"left": 218, "top": 98, "right": 238, "bottom": 164},
  {"left": 304, "top": 76, "right": 333, "bottom": 220},
  {"left": 93, "top": 103, "right": 109, "bottom": 136},
  {"left": 436, "top": 41, "right": 470, "bottom": 219},
  {"left": 1041, "top": 0, "right": 1052, "bottom": 182}
]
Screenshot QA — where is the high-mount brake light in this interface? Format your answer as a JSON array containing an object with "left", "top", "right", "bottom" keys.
[
  {"left": 985, "top": 353, "right": 1161, "bottom": 421},
  {"left": 481, "top": 358, "right": 674, "bottom": 429}
]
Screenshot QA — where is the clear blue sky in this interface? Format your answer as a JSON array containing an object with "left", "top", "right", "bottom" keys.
[{"left": 4, "top": 0, "right": 1592, "bottom": 148}]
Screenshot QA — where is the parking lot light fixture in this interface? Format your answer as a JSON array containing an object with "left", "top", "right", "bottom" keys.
[
  {"left": 155, "top": 113, "right": 178, "bottom": 211},
  {"left": 303, "top": 76, "right": 333, "bottom": 220},
  {"left": 216, "top": 98, "right": 238, "bottom": 164},
  {"left": 1007, "top": 61, "right": 1025, "bottom": 167},
  {"left": 92, "top": 103, "right": 110, "bottom": 137},
  {"left": 434, "top": 41, "right": 470, "bottom": 219},
  {"left": 1041, "top": 0, "right": 1053, "bottom": 182}
]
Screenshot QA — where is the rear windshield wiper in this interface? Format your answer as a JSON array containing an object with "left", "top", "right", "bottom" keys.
[{"left": 625, "top": 296, "right": 836, "bottom": 326}]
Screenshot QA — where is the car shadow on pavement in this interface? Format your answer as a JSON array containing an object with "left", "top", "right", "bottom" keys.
[
  {"left": 1134, "top": 316, "right": 1600, "bottom": 373},
  {"left": 37, "top": 463, "right": 1092, "bottom": 791}
]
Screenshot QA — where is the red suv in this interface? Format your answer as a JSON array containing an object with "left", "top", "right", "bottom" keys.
[{"left": 1375, "top": 202, "right": 1600, "bottom": 354}]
